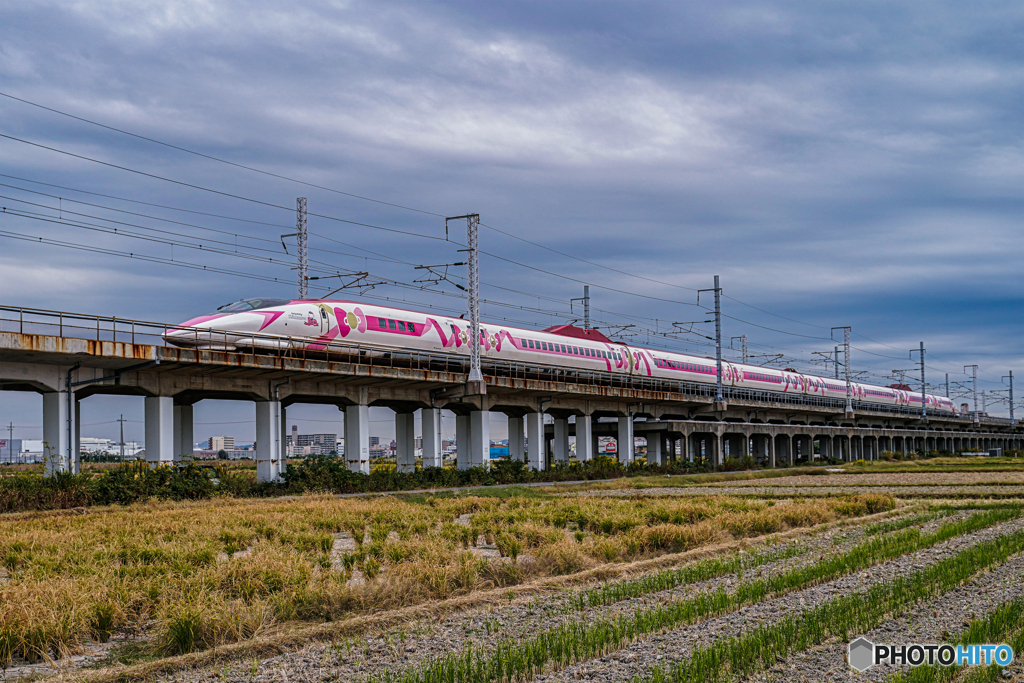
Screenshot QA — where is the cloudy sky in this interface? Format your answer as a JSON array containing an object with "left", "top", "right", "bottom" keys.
[{"left": 1, "top": 1, "right": 1022, "bottom": 445}]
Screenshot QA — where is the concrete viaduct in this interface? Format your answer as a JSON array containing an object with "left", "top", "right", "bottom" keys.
[{"left": 1, "top": 308, "right": 1019, "bottom": 481}]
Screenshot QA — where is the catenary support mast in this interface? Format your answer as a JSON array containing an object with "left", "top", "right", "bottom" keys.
[
  {"left": 446, "top": 214, "right": 482, "bottom": 383},
  {"left": 297, "top": 198, "right": 308, "bottom": 299}
]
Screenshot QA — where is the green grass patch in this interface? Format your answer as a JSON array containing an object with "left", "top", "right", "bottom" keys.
[
  {"left": 571, "top": 540, "right": 812, "bottom": 611},
  {"left": 886, "top": 594, "right": 1024, "bottom": 682},
  {"left": 371, "top": 508, "right": 1022, "bottom": 683},
  {"left": 864, "top": 513, "right": 944, "bottom": 536},
  {"left": 644, "top": 527, "right": 1024, "bottom": 683}
]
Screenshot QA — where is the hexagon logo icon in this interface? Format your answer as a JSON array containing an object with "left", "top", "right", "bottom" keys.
[{"left": 848, "top": 637, "right": 875, "bottom": 672}]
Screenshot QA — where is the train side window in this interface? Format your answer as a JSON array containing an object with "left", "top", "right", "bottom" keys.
[
  {"left": 521, "top": 338, "right": 527, "bottom": 346},
  {"left": 378, "top": 318, "right": 386, "bottom": 328},
  {"left": 398, "top": 321, "right": 406, "bottom": 331},
  {"left": 528, "top": 340, "right": 534, "bottom": 348},
  {"left": 541, "top": 342, "right": 547, "bottom": 350},
  {"left": 408, "top": 323, "right": 416, "bottom": 334},
  {"left": 388, "top": 320, "right": 396, "bottom": 330},
  {"left": 561, "top": 344, "right": 567, "bottom": 353}
]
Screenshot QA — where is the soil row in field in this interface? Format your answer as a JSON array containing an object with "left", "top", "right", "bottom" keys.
[
  {"left": 150, "top": 509, "right": 1007, "bottom": 683},
  {"left": 755, "top": 550, "right": 1024, "bottom": 681},
  {"left": 538, "top": 515, "right": 1024, "bottom": 683}
]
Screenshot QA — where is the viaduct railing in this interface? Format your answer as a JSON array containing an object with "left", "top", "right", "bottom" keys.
[{"left": 0, "top": 305, "right": 986, "bottom": 424}]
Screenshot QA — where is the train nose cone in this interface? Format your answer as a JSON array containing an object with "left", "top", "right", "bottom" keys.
[{"left": 162, "top": 314, "right": 230, "bottom": 346}]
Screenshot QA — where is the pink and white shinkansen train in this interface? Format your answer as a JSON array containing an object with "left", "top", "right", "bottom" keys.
[{"left": 163, "top": 298, "right": 959, "bottom": 416}]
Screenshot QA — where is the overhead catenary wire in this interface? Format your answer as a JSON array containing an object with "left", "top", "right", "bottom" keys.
[
  {"left": 0, "top": 99, "right": 1011, "bottom": 402},
  {"left": 2, "top": 93, "right": 1006, "bottom": 380},
  {"left": 1, "top": 172, "right": 691, "bottom": 328}
]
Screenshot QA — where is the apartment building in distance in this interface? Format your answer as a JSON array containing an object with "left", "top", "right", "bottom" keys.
[
  {"left": 208, "top": 436, "right": 235, "bottom": 451},
  {"left": 287, "top": 425, "right": 338, "bottom": 455}
]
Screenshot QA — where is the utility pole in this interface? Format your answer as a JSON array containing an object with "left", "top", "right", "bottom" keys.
[
  {"left": 834, "top": 346, "right": 840, "bottom": 379},
  {"left": 571, "top": 286, "right": 591, "bottom": 329},
  {"left": 583, "top": 285, "right": 589, "bottom": 329},
  {"left": 715, "top": 275, "right": 722, "bottom": 404},
  {"left": 832, "top": 327, "right": 853, "bottom": 417},
  {"left": 1004, "top": 372, "right": 1015, "bottom": 426},
  {"left": 699, "top": 276, "right": 724, "bottom": 406},
  {"left": 446, "top": 214, "right": 482, "bottom": 383},
  {"left": 731, "top": 335, "right": 748, "bottom": 364},
  {"left": 946, "top": 373, "right": 950, "bottom": 398},
  {"left": 280, "top": 197, "right": 308, "bottom": 299},
  {"left": 965, "top": 365, "right": 979, "bottom": 423},
  {"left": 6, "top": 422, "right": 12, "bottom": 465},
  {"left": 118, "top": 414, "right": 126, "bottom": 461},
  {"left": 911, "top": 341, "right": 926, "bottom": 419},
  {"left": 296, "top": 198, "right": 308, "bottom": 299}
]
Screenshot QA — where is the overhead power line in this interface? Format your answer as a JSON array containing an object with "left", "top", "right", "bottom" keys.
[{"left": 0, "top": 91, "right": 446, "bottom": 218}]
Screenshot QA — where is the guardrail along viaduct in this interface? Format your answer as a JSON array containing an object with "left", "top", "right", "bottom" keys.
[{"left": 2, "top": 307, "right": 1019, "bottom": 481}]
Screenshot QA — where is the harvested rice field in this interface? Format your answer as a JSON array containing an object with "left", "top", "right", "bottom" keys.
[{"left": 5, "top": 457, "right": 1024, "bottom": 682}]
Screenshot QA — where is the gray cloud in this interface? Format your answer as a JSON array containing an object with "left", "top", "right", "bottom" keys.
[{"left": 1, "top": 0, "right": 1022, "bottom": 440}]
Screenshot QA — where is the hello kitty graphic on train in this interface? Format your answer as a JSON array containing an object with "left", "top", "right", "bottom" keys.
[{"left": 163, "top": 297, "right": 958, "bottom": 415}]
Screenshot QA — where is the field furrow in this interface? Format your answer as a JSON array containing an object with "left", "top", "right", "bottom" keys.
[
  {"left": 538, "top": 515, "right": 1024, "bottom": 683},
  {"left": 749, "top": 550, "right": 1024, "bottom": 682}
]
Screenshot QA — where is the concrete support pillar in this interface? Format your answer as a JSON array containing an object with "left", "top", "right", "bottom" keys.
[
  {"left": 508, "top": 415, "right": 524, "bottom": 462},
  {"left": 73, "top": 400, "right": 81, "bottom": 474},
  {"left": 526, "top": 412, "right": 545, "bottom": 470},
  {"left": 279, "top": 405, "right": 288, "bottom": 473},
  {"left": 421, "top": 408, "right": 442, "bottom": 468},
  {"left": 553, "top": 418, "right": 570, "bottom": 463},
  {"left": 648, "top": 433, "right": 663, "bottom": 465},
  {"left": 714, "top": 433, "right": 723, "bottom": 467},
  {"left": 787, "top": 435, "right": 794, "bottom": 465},
  {"left": 344, "top": 404, "right": 370, "bottom": 474},
  {"left": 456, "top": 414, "right": 471, "bottom": 470},
  {"left": 173, "top": 404, "right": 194, "bottom": 462},
  {"left": 255, "top": 400, "right": 283, "bottom": 482},
  {"left": 145, "top": 396, "right": 175, "bottom": 468},
  {"left": 617, "top": 416, "right": 634, "bottom": 463},
  {"left": 470, "top": 410, "right": 490, "bottom": 469},
  {"left": 768, "top": 434, "right": 776, "bottom": 468},
  {"left": 42, "top": 391, "right": 74, "bottom": 475},
  {"left": 576, "top": 415, "right": 593, "bottom": 461},
  {"left": 395, "top": 412, "right": 416, "bottom": 473}
]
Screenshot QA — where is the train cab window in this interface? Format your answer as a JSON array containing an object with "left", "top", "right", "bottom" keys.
[
  {"left": 320, "top": 309, "right": 328, "bottom": 319},
  {"left": 388, "top": 320, "right": 396, "bottom": 330},
  {"left": 378, "top": 318, "right": 387, "bottom": 328},
  {"left": 398, "top": 321, "right": 406, "bottom": 331}
]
